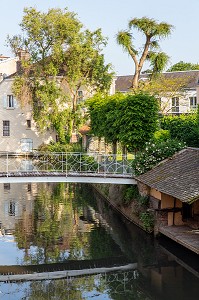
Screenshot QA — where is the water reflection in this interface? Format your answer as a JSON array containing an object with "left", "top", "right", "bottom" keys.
[{"left": 0, "top": 182, "right": 198, "bottom": 300}]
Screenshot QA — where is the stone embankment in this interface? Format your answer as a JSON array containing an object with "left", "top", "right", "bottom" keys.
[{"left": 92, "top": 183, "right": 152, "bottom": 233}]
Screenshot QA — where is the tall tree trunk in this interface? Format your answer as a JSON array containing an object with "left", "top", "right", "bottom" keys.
[
  {"left": 98, "top": 137, "right": 102, "bottom": 154},
  {"left": 112, "top": 141, "right": 117, "bottom": 154}
]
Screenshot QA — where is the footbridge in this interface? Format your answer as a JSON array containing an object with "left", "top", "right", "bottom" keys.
[{"left": 0, "top": 152, "right": 136, "bottom": 184}]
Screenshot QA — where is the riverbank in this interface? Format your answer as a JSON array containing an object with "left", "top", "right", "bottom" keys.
[
  {"left": 92, "top": 183, "right": 153, "bottom": 233},
  {"left": 92, "top": 183, "right": 199, "bottom": 255}
]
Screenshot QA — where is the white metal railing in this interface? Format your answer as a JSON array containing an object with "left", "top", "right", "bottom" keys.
[{"left": 0, "top": 152, "right": 134, "bottom": 177}]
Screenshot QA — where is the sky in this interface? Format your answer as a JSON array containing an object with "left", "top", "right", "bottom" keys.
[{"left": 0, "top": 0, "right": 199, "bottom": 75}]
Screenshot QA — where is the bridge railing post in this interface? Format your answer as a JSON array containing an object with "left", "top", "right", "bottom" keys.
[
  {"left": 66, "top": 153, "right": 67, "bottom": 177},
  {"left": 104, "top": 154, "right": 106, "bottom": 177},
  {"left": 61, "top": 152, "right": 64, "bottom": 173}
]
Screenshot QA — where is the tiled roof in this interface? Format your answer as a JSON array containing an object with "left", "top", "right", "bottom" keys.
[
  {"left": 136, "top": 148, "right": 199, "bottom": 203},
  {"left": 115, "top": 70, "right": 199, "bottom": 92}
]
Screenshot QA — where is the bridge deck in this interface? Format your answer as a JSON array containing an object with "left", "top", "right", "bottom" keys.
[{"left": 0, "top": 172, "right": 136, "bottom": 184}]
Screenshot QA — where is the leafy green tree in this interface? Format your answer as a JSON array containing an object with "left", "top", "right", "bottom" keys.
[
  {"left": 117, "top": 93, "right": 159, "bottom": 152},
  {"left": 8, "top": 7, "right": 113, "bottom": 142},
  {"left": 116, "top": 17, "right": 173, "bottom": 88},
  {"left": 167, "top": 61, "right": 199, "bottom": 72},
  {"left": 160, "top": 114, "right": 199, "bottom": 147},
  {"left": 87, "top": 93, "right": 159, "bottom": 153}
]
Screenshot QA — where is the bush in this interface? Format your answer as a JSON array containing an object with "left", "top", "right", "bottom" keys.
[
  {"left": 153, "top": 129, "right": 170, "bottom": 142},
  {"left": 123, "top": 186, "right": 139, "bottom": 205},
  {"left": 122, "top": 185, "right": 149, "bottom": 206},
  {"left": 161, "top": 114, "right": 199, "bottom": 147},
  {"left": 38, "top": 142, "right": 82, "bottom": 153},
  {"left": 140, "top": 212, "right": 154, "bottom": 231},
  {"left": 132, "top": 139, "right": 186, "bottom": 175}
]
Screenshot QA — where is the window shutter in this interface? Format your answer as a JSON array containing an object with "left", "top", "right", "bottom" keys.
[
  {"left": 3, "top": 95, "right": 7, "bottom": 108},
  {"left": 13, "top": 97, "right": 18, "bottom": 108}
]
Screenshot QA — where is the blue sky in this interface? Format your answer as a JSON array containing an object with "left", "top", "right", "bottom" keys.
[{"left": 0, "top": 0, "right": 198, "bottom": 75}]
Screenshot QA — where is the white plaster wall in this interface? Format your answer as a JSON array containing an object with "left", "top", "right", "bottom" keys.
[
  {"left": 160, "top": 89, "right": 197, "bottom": 114},
  {"left": 0, "top": 78, "right": 57, "bottom": 152},
  {"left": 0, "top": 57, "right": 18, "bottom": 77}
]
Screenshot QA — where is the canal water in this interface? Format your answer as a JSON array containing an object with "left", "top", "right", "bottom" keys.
[{"left": 0, "top": 182, "right": 198, "bottom": 300}]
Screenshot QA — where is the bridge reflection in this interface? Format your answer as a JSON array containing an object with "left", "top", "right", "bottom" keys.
[{"left": 0, "top": 257, "right": 137, "bottom": 282}]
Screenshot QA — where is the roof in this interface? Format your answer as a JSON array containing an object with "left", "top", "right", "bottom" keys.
[
  {"left": 136, "top": 148, "right": 199, "bottom": 204},
  {"left": 79, "top": 125, "right": 90, "bottom": 134},
  {"left": 115, "top": 70, "right": 199, "bottom": 92}
]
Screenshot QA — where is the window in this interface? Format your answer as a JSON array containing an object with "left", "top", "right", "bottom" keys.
[
  {"left": 27, "top": 184, "right": 32, "bottom": 192},
  {"left": 171, "top": 97, "right": 179, "bottom": 113},
  {"left": 7, "top": 95, "right": 14, "bottom": 108},
  {"left": 8, "top": 201, "right": 15, "bottom": 216},
  {"left": 4, "top": 183, "right": 10, "bottom": 191},
  {"left": 27, "top": 120, "right": 31, "bottom": 129},
  {"left": 190, "top": 96, "right": 197, "bottom": 109},
  {"left": 3, "top": 120, "right": 10, "bottom": 136},
  {"left": 20, "top": 138, "right": 33, "bottom": 152}
]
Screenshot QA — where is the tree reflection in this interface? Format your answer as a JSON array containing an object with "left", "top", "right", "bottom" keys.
[{"left": 14, "top": 183, "right": 122, "bottom": 265}]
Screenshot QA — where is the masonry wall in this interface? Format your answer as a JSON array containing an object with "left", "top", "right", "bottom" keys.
[{"left": 0, "top": 79, "right": 56, "bottom": 152}]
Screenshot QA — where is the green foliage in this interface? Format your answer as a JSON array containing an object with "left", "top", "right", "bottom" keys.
[
  {"left": 167, "top": 61, "right": 199, "bottom": 72},
  {"left": 140, "top": 212, "right": 154, "bottom": 231},
  {"left": 117, "top": 93, "right": 159, "bottom": 152},
  {"left": 9, "top": 7, "right": 113, "bottom": 141},
  {"left": 123, "top": 185, "right": 149, "bottom": 206},
  {"left": 153, "top": 129, "right": 170, "bottom": 142},
  {"left": 87, "top": 92, "right": 159, "bottom": 152},
  {"left": 38, "top": 142, "right": 82, "bottom": 153},
  {"left": 123, "top": 186, "right": 139, "bottom": 205},
  {"left": 161, "top": 114, "right": 199, "bottom": 147},
  {"left": 117, "top": 17, "right": 173, "bottom": 88},
  {"left": 132, "top": 139, "right": 186, "bottom": 175}
]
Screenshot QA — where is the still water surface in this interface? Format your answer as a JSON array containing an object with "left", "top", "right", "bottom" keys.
[{"left": 0, "top": 182, "right": 198, "bottom": 299}]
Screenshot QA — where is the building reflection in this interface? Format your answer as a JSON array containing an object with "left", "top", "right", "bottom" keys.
[{"left": 0, "top": 182, "right": 37, "bottom": 236}]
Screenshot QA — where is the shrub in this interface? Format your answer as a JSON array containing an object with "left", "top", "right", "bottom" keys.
[
  {"left": 132, "top": 139, "right": 186, "bottom": 175},
  {"left": 38, "top": 142, "right": 82, "bottom": 153},
  {"left": 153, "top": 129, "right": 170, "bottom": 142},
  {"left": 122, "top": 185, "right": 149, "bottom": 206},
  {"left": 161, "top": 114, "right": 199, "bottom": 147},
  {"left": 140, "top": 211, "right": 154, "bottom": 231},
  {"left": 123, "top": 186, "right": 139, "bottom": 205}
]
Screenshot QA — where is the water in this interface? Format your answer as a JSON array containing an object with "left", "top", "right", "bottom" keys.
[{"left": 0, "top": 182, "right": 198, "bottom": 300}]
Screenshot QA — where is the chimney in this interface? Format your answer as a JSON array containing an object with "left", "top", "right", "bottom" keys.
[
  {"left": 16, "top": 49, "right": 30, "bottom": 72},
  {"left": 17, "top": 49, "right": 30, "bottom": 61}
]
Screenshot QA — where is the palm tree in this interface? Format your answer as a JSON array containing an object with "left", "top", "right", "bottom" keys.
[{"left": 116, "top": 17, "right": 173, "bottom": 88}]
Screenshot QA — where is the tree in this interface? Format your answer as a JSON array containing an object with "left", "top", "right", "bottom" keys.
[
  {"left": 116, "top": 17, "right": 173, "bottom": 89},
  {"left": 167, "top": 61, "right": 199, "bottom": 72},
  {"left": 140, "top": 74, "right": 190, "bottom": 113},
  {"left": 116, "top": 93, "right": 159, "bottom": 152},
  {"left": 87, "top": 93, "right": 159, "bottom": 153},
  {"left": 7, "top": 7, "right": 113, "bottom": 142}
]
